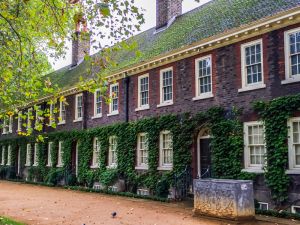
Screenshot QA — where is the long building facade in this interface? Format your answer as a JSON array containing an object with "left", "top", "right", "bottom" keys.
[{"left": 1, "top": 0, "right": 300, "bottom": 213}]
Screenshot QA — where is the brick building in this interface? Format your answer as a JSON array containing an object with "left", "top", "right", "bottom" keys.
[{"left": 1, "top": 0, "right": 300, "bottom": 212}]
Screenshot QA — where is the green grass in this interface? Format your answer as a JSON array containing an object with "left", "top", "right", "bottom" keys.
[{"left": 0, "top": 216, "right": 26, "bottom": 225}]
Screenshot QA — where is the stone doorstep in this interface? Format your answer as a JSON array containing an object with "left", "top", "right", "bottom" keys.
[{"left": 256, "top": 215, "right": 300, "bottom": 225}]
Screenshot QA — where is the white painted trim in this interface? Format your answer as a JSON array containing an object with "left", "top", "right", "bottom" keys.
[
  {"left": 109, "top": 83, "right": 119, "bottom": 115},
  {"left": 94, "top": 89, "right": 102, "bottom": 118},
  {"left": 74, "top": 93, "right": 83, "bottom": 121},
  {"left": 291, "top": 205, "right": 300, "bottom": 214},
  {"left": 108, "top": 136, "right": 118, "bottom": 168},
  {"left": 240, "top": 39, "right": 264, "bottom": 89},
  {"left": 159, "top": 67, "right": 174, "bottom": 105},
  {"left": 195, "top": 55, "right": 213, "bottom": 99},
  {"left": 6, "top": 145, "right": 11, "bottom": 166},
  {"left": 57, "top": 141, "right": 64, "bottom": 167},
  {"left": 135, "top": 105, "right": 150, "bottom": 112},
  {"left": 17, "top": 147, "right": 21, "bottom": 175},
  {"left": 137, "top": 74, "right": 150, "bottom": 109},
  {"left": 91, "top": 137, "right": 100, "bottom": 168},
  {"left": 47, "top": 142, "right": 53, "bottom": 167},
  {"left": 284, "top": 27, "right": 300, "bottom": 82},
  {"left": 32, "top": 143, "right": 38, "bottom": 167},
  {"left": 243, "top": 121, "right": 266, "bottom": 171},
  {"left": 258, "top": 202, "right": 269, "bottom": 210},
  {"left": 238, "top": 83, "right": 266, "bottom": 92},
  {"left": 17, "top": 111, "right": 22, "bottom": 132},
  {"left": 25, "top": 144, "right": 31, "bottom": 167},
  {"left": 158, "top": 130, "right": 173, "bottom": 169},
  {"left": 287, "top": 117, "right": 300, "bottom": 171},
  {"left": 27, "top": 108, "right": 32, "bottom": 130},
  {"left": 59, "top": 100, "right": 66, "bottom": 124},
  {"left": 136, "top": 133, "right": 148, "bottom": 169}
]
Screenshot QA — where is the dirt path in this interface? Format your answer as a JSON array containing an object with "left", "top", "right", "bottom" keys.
[{"left": 0, "top": 181, "right": 294, "bottom": 225}]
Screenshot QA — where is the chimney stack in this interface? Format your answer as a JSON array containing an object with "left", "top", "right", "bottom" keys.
[
  {"left": 156, "top": 0, "right": 182, "bottom": 30},
  {"left": 72, "top": 15, "right": 90, "bottom": 67}
]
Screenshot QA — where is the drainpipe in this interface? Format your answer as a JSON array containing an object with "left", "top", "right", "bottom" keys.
[{"left": 123, "top": 73, "right": 130, "bottom": 123}]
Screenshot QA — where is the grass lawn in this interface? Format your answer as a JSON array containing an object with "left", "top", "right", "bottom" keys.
[{"left": 0, "top": 216, "right": 25, "bottom": 225}]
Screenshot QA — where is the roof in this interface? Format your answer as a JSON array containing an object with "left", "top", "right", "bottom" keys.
[{"left": 47, "top": 0, "right": 300, "bottom": 89}]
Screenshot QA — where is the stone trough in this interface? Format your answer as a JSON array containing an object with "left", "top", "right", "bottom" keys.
[{"left": 194, "top": 179, "right": 255, "bottom": 221}]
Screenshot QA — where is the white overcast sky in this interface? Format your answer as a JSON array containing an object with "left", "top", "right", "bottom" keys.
[{"left": 50, "top": 0, "right": 211, "bottom": 70}]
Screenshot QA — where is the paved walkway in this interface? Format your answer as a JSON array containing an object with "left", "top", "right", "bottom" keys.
[{"left": 0, "top": 181, "right": 296, "bottom": 225}]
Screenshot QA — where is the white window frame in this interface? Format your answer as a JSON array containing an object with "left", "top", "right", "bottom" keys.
[
  {"left": 239, "top": 39, "right": 266, "bottom": 92},
  {"left": 58, "top": 100, "right": 66, "bottom": 125},
  {"left": 291, "top": 205, "right": 300, "bottom": 214},
  {"left": 92, "top": 89, "right": 102, "bottom": 119},
  {"left": 25, "top": 144, "right": 31, "bottom": 166},
  {"left": 2, "top": 117, "right": 8, "bottom": 135},
  {"left": 91, "top": 137, "right": 100, "bottom": 168},
  {"left": 27, "top": 108, "right": 32, "bottom": 130},
  {"left": 108, "top": 83, "right": 119, "bottom": 116},
  {"left": 74, "top": 93, "right": 83, "bottom": 122},
  {"left": 47, "top": 142, "right": 53, "bottom": 167},
  {"left": 243, "top": 121, "right": 265, "bottom": 173},
  {"left": 6, "top": 145, "right": 11, "bottom": 166},
  {"left": 193, "top": 55, "right": 214, "bottom": 100},
  {"left": 108, "top": 136, "right": 117, "bottom": 168},
  {"left": 57, "top": 141, "right": 64, "bottom": 167},
  {"left": 283, "top": 27, "right": 300, "bottom": 84},
  {"left": 35, "top": 105, "right": 42, "bottom": 129},
  {"left": 1, "top": 146, "right": 5, "bottom": 165},
  {"left": 158, "top": 130, "right": 173, "bottom": 170},
  {"left": 33, "top": 143, "right": 38, "bottom": 166},
  {"left": 17, "top": 111, "right": 22, "bottom": 132},
  {"left": 49, "top": 104, "right": 54, "bottom": 126},
  {"left": 8, "top": 115, "right": 13, "bottom": 133},
  {"left": 135, "top": 74, "right": 150, "bottom": 111},
  {"left": 287, "top": 117, "right": 300, "bottom": 174},
  {"left": 157, "top": 67, "right": 174, "bottom": 107},
  {"left": 135, "top": 133, "right": 149, "bottom": 170},
  {"left": 258, "top": 202, "right": 269, "bottom": 210}
]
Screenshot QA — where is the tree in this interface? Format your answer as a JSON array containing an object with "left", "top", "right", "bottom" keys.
[{"left": 0, "top": 0, "right": 144, "bottom": 140}]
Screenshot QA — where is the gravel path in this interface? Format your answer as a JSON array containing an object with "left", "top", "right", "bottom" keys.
[{"left": 0, "top": 181, "right": 292, "bottom": 225}]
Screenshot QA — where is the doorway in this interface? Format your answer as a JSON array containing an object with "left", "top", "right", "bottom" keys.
[{"left": 197, "top": 128, "right": 212, "bottom": 179}]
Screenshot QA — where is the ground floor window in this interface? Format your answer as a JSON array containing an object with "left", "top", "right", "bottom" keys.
[
  {"left": 136, "top": 133, "right": 148, "bottom": 169},
  {"left": 33, "top": 143, "right": 38, "bottom": 166},
  {"left": 243, "top": 122, "right": 265, "bottom": 172},
  {"left": 47, "top": 142, "right": 53, "bottom": 167},
  {"left": 92, "top": 137, "right": 100, "bottom": 168},
  {"left": 1, "top": 146, "right": 5, "bottom": 165},
  {"left": 6, "top": 145, "right": 11, "bottom": 166},
  {"left": 108, "top": 136, "right": 117, "bottom": 168},
  {"left": 25, "top": 144, "right": 31, "bottom": 166},
  {"left": 159, "top": 130, "right": 173, "bottom": 170},
  {"left": 288, "top": 118, "right": 300, "bottom": 171},
  {"left": 57, "top": 141, "right": 64, "bottom": 167}
]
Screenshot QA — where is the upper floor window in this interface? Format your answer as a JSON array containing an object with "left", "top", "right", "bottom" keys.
[
  {"left": 17, "top": 112, "right": 22, "bottom": 132},
  {"left": 6, "top": 145, "right": 11, "bottom": 166},
  {"left": 108, "top": 136, "right": 117, "bottom": 168},
  {"left": 94, "top": 89, "right": 102, "bottom": 118},
  {"left": 194, "top": 56, "right": 213, "bottom": 100},
  {"left": 1, "top": 146, "right": 5, "bottom": 165},
  {"left": 109, "top": 84, "right": 119, "bottom": 115},
  {"left": 158, "top": 130, "right": 173, "bottom": 170},
  {"left": 35, "top": 106, "right": 42, "bottom": 129},
  {"left": 47, "top": 142, "right": 53, "bottom": 167},
  {"left": 243, "top": 122, "right": 265, "bottom": 172},
  {"left": 136, "top": 74, "right": 149, "bottom": 110},
  {"left": 49, "top": 104, "right": 54, "bottom": 126},
  {"left": 2, "top": 117, "right": 8, "bottom": 135},
  {"left": 8, "top": 115, "right": 13, "bottom": 133},
  {"left": 59, "top": 100, "right": 66, "bottom": 124},
  {"left": 239, "top": 39, "right": 265, "bottom": 92},
  {"left": 25, "top": 144, "right": 31, "bottom": 166},
  {"left": 33, "top": 143, "right": 38, "bottom": 166},
  {"left": 288, "top": 118, "right": 300, "bottom": 171},
  {"left": 74, "top": 94, "right": 83, "bottom": 121},
  {"left": 283, "top": 28, "right": 300, "bottom": 84},
  {"left": 27, "top": 108, "right": 33, "bottom": 130},
  {"left": 136, "top": 133, "right": 148, "bottom": 169},
  {"left": 159, "top": 68, "right": 173, "bottom": 107},
  {"left": 92, "top": 137, "right": 100, "bottom": 168},
  {"left": 57, "top": 141, "right": 64, "bottom": 167}
]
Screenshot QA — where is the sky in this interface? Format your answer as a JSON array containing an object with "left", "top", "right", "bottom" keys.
[{"left": 50, "top": 0, "right": 212, "bottom": 70}]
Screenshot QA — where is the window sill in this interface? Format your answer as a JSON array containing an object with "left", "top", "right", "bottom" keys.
[
  {"left": 157, "top": 166, "right": 173, "bottom": 171},
  {"left": 157, "top": 101, "right": 173, "bottom": 108},
  {"left": 6, "top": 164, "right": 11, "bottom": 166},
  {"left": 238, "top": 84, "right": 266, "bottom": 93},
  {"left": 32, "top": 164, "right": 38, "bottom": 167},
  {"left": 106, "top": 165, "right": 117, "bottom": 169},
  {"left": 135, "top": 166, "right": 149, "bottom": 170},
  {"left": 192, "top": 93, "right": 214, "bottom": 101},
  {"left": 57, "top": 121, "right": 66, "bottom": 125},
  {"left": 56, "top": 165, "right": 63, "bottom": 168},
  {"left": 46, "top": 164, "right": 52, "bottom": 167},
  {"left": 135, "top": 105, "right": 150, "bottom": 112},
  {"left": 242, "top": 168, "right": 264, "bottom": 173},
  {"left": 90, "top": 165, "right": 100, "bottom": 169},
  {"left": 24, "top": 164, "right": 31, "bottom": 167},
  {"left": 286, "top": 169, "right": 300, "bottom": 174},
  {"left": 281, "top": 77, "right": 300, "bottom": 85},
  {"left": 92, "top": 114, "right": 102, "bottom": 119},
  {"left": 107, "top": 111, "right": 119, "bottom": 117},
  {"left": 73, "top": 118, "right": 82, "bottom": 123}
]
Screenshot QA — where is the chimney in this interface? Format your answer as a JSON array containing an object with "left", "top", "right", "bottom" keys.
[
  {"left": 71, "top": 15, "right": 90, "bottom": 67},
  {"left": 156, "top": 0, "right": 182, "bottom": 30}
]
